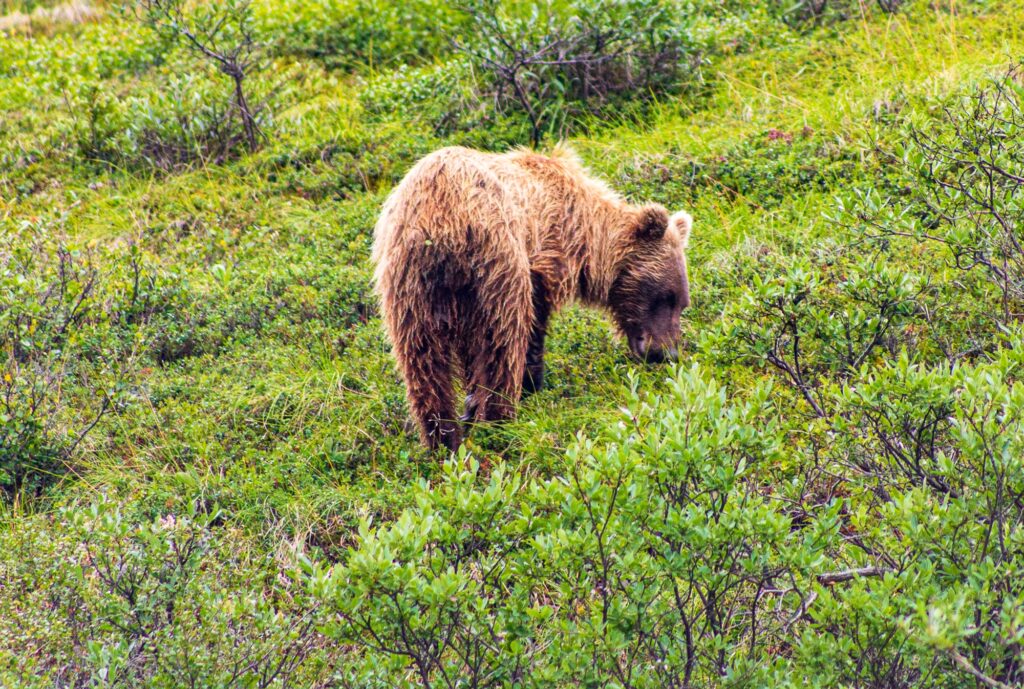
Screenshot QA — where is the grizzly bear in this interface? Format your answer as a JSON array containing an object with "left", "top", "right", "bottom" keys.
[{"left": 372, "top": 145, "right": 693, "bottom": 450}]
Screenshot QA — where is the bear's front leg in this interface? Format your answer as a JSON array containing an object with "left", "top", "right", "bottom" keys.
[
  {"left": 522, "top": 272, "right": 551, "bottom": 396},
  {"left": 460, "top": 269, "right": 533, "bottom": 422},
  {"left": 522, "top": 330, "right": 546, "bottom": 394},
  {"left": 462, "top": 344, "right": 526, "bottom": 423}
]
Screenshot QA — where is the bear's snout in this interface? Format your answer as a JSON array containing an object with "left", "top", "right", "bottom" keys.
[{"left": 629, "top": 334, "right": 678, "bottom": 364}]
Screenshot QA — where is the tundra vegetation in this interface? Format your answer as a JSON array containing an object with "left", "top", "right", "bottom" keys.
[{"left": 1, "top": 0, "right": 1023, "bottom": 687}]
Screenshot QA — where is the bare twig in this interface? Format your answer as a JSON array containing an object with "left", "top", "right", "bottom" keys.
[
  {"left": 136, "top": 0, "right": 264, "bottom": 152},
  {"left": 816, "top": 566, "right": 893, "bottom": 585},
  {"left": 947, "top": 648, "right": 1015, "bottom": 689},
  {"left": 784, "top": 590, "right": 817, "bottom": 632}
]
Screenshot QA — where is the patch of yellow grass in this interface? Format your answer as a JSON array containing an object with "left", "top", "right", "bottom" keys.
[{"left": 0, "top": 0, "right": 99, "bottom": 35}]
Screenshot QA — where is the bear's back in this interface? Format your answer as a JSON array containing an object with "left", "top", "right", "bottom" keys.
[{"left": 372, "top": 147, "right": 558, "bottom": 265}]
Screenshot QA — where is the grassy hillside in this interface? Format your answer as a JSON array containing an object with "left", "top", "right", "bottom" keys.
[{"left": 2, "top": 0, "right": 1024, "bottom": 686}]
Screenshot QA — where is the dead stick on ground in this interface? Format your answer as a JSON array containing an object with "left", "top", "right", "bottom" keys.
[{"left": 816, "top": 566, "right": 892, "bottom": 585}]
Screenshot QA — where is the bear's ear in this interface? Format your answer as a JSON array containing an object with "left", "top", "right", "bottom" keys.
[
  {"left": 671, "top": 211, "right": 692, "bottom": 249},
  {"left": 634, "top": 205, "right": 669, "bottom": 242}
]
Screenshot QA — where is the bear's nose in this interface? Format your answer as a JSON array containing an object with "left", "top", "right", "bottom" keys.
[
  {"left": 647, "top": 346, "right": 677, "bottom": 364},
  {"left": 632, "top": 340, "right": 676, "bottom": 364}
]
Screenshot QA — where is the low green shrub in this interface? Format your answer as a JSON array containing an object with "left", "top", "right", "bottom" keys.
[
  {"left": 842, "top": 62, "right": 1024, "bottom": 324},
  {"left": 357, "top": 59, "right": 533, "bottom": 149},
  {"left": 305, "top": 343, "right": 1024, "bottom": 687},
  {"left": 66, "top": 67, "right": 274, "bottom": 172},
  {"left": 453, "top": 0, "right": 700, "bottom": 145},
  {"left": 805, "top": 347, "right": 1024, "bottom": 688},
  {"left": 0, "top": 497, "right": 328, "bottom": 687},
  {"left": 771, "top": 0, "right": 906, "bottom": 31},
  {"left": 0, "top": 19, "right": 165, "bottom": 82},
  {"left": 708, "top": 253, "right": 923, "bottom": 417},
  {"left": 619, "top": 129, "right": 875, "bottom": 209},
  {"left": 308, "top": 364, "right": 841, "bottom": 686},
  {"left": 133, "top": 0, "right": 268, "bottom": 154},
  {"left": 261, "top": 120, "right": 442, "bottom": 199},
  {"left": 359, "top": 59, "right": 482, "bottom": 136},
  {"left": 0, "top": 221, "right": 136, "bottom": 494},
  {"left": 257, "top": 0, "right": 468, "bottom": 71}
]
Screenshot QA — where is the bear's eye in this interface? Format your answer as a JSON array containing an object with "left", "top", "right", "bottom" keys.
[{"left": 650, "top": 292, "right": 675, "bottom": 313}]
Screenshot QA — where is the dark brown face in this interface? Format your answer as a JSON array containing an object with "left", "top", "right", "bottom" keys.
[{"left": 608, "top": 247, "right": 690, "bottom": 364}]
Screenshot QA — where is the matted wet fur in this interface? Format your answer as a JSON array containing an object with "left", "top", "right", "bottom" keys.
[{"left": 372, "top": 145, "right": 693, "bottom": 450}]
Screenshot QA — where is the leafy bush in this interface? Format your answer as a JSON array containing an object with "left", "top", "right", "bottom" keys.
[
  {"left": 0, "top": 222, "right": 131, "bottom": 493},
  {"left": 308, "top": 365, "right": 842, "bottom": 686},
  {"left": 306, "top": 345, "right": 1024, "bottom": 688},
  {"left": 619, "top": 128, "right": 873, "bottom": 208},
  {"left": 58, "top": 2, "right": 274, "bottom": 171},
  {"left": 0, "top": 20, "right": 167, "bottom": 184},
  {"left": 359, "top": 59, "right": 482, "bottom": 136},
  {"left": 845, "top": 63, "right": 1024, "bottom": 323},
  {"left": 261, "top": 120, "right": 444, "bottom": 199},
  {"left": 135, "top": 0, "right": 267, "bottom": 153},
  {"left": 710, "top": 254, "right": 923, "bottom": 417},
  {"left": 453, "top": 0, "right": 698, "bottom": 145},
  {"left": 773, "top": 0, "right": 905, "bottom": 30},
  {"left": 806, "top": 347, "right": 1024, "bottom": 688},
  {"left": 258, "top": 0, "right": 468, "bottom": 71},
  {"left": 0, "top": 497, "right": 327, "bottom": 687},
  {"left": 66, "top": 68, "right": 274, "bottom": 171}
]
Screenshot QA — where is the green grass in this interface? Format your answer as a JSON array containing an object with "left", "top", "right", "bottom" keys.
[{"left": 2, "top": 0, "right": 1024, "bottom": 685}]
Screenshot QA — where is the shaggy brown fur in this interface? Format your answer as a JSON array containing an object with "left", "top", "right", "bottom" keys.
[{"left": 372, "top": 145, "right": 693, "bottom": 450}]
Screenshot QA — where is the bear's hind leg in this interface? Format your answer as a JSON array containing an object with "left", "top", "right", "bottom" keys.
[
  {"left": 390, "top": 310, "right": 461, "bottom": 451},
  {"left": 406, "top": 347, "right": 460, "bottom": 451}
]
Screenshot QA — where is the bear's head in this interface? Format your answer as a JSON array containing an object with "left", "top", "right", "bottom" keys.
[{"left": 607, "top": 206, "right": 692, "bottom": 363}]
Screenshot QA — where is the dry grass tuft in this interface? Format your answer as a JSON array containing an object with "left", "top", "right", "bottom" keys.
[{"left": 0, "top": 1, "right": 100, "bottom": 35}]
